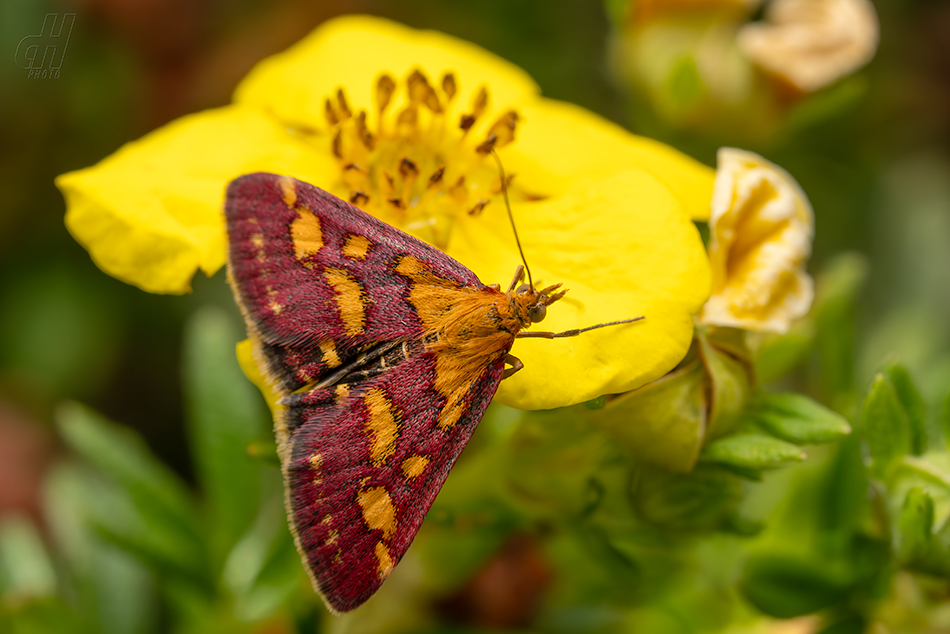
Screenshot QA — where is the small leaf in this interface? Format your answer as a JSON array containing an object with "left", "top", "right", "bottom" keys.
[
  {"left": 631, "top": 465, "right": 743, "bottom": 531},
  {"left": 55, "top": 402, "right": 209, "bottom": 587},
  {"left": 813, "top": 253, "right": 868, "bottom": 408},
  {"left": 861, "top": 374, "right": 913, "bottom": 480},
  {"left": 746, "top": 392, "right": 852, "bottom": 444},
  {"left": 941, "top": 389, "right": 950, "bottom": 452},
  {"left": 883, "top": 361, "right": 926, "bottom": 454},
  {"left": 0, "top": 515, "right": 57, "bottom": 598},
  {"left": 700, "top": 433, "right": 806, "bottom": 471},
  {"left": 898, "top": 487, "right": 934, "bottom": 565},
  {"left": 740, "top": 553, "right": 851, "bottom": 618}
]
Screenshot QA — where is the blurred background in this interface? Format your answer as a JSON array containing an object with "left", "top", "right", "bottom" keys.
[{"left": 1, "top": 0, "right": 949, "bottom": 633}]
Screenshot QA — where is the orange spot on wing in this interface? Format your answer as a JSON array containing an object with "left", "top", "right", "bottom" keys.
[
  {"left": 324, "top": 267, "right": 367, "bottom": 335},
  {"left": 364, "top": 388, "right": 399, "bottom": 466},
  {"left": 401, "top": 454, "right": 429, "bottom": 479},
  {"left": 278, "top": 176, "right": 297, "bottom": 207},
  {"left": 291, "top": 208, "right": 323, "bottom": 262},
  {"left": 320, "top": 340, "right": 341, "bottom": 368},
  {"left": 335, "top": 384, "right": 350, "bottom": 403},
  {"left": 375, "top": 542, "right": 394, "bottom": 579},
  {"left": 342, "top": 234, "right": 372, "bottom": 259},
  {"left": 357, "top": 486, "right": 397, "bottom": 539}
]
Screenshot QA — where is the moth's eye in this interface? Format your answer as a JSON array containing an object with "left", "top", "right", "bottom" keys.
[
  {"left": 528, "top": 303, "right": 547, "bottom": 323},
  {"left": 516, "top": 284, "right": 532, "bottom": 295}
]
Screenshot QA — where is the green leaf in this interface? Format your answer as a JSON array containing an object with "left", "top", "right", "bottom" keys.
[
  {"left": 183, "top": 307, "right": 268, "bottom": 567},
  {"left": 55, "top": 402, "right": 210, "bottom": 589},
  {"left": 631, "top": 465, "right": 744, "bottom": 532},
  {"left": 0, "top": 515, "right": 57, "bottom": 599},
  {"left": 883, "top": 361, "right": 926, "bottom": 454},
  {"left": 898, "top": 487, "right": 934, "bottom": 565},
  {"left": 43, "top": 463, "right": 156, "bottom": 634},
  {"left": 941, "top": 389, "right": 950, "bottom": 451},
  {"left": 746, "top": 392, "right": 852, "bottom": 444},
  {"left": 700, "top": 433, "right": 806, "bottom": 471},
  {"left": 813, "top": 253, "right": 869, "bottom": 410},
  {"left": 861, "top": 374, "right": 913, "bottom": 480},
  {"left": 740, "top": 553, "right": 851, "bottom": 618}
]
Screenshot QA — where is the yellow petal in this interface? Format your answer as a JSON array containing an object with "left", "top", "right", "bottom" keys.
[
  {"left": 698, "top": 147, "right": 813, "bottom": 333},
  {"left": 56, "top": 105, "right": 337, "bottom": 294},
  {"left": 448, "top": 168, "right": 711, "bottom": 410},
  {"left": 234, "top": 15, "right": 539, "bottom": 130},
  {"left": 236, "top": 339, "right": 283, "bottom": 416},
  {"left": 509, "top": 98, "right": 716, "bottom": 220}
]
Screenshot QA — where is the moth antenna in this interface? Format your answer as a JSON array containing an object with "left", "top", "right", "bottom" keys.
[{"left": 489, "top": 148, "right": 534, "bottom": 289}]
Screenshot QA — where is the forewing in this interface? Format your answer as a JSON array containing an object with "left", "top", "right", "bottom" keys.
[
  {"left": 282, "top": 344, "right": 505, "bottom": 613},
  {"left": 225, "top": 172, "right": 484, "bottom": 394}
]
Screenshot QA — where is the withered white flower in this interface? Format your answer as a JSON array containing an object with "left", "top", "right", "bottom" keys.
[
  {"left": 738, "top": 0, "right": 879, "bottom": 92},
  {"left": 699, "top": 148, "right": 813, "bottom": 333}
]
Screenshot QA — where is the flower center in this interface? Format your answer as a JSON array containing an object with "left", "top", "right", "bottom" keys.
[{"left": 312, "top": 69, "right": 527, "bottom": 247}]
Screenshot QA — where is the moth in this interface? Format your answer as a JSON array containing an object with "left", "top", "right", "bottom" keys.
[{"left": 225, "top": 172, "right": 640, "bottom": 613}]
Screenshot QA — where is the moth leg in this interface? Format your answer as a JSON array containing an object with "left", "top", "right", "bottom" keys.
[
  {"left": 506, "top": 265, "right": 525, "bottom": 292},
  {"left": 502, "top": 354, "right": 524, "bottom": 379},
  {"left": 489, "top": 283, "right": 501, "bottom": 291}
]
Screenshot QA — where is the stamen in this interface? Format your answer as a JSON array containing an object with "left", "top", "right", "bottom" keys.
[
  {"left": 448, "top": 176, "right": 467, "bottom": 202},
  {"left": 487, "top": 110, "right": 519, "bottom": 147},
  {"left": 336, "top": 89, "right": 352, "bottom": 120},
  {"left": 441, "top": 72, "right": 457, "bottom": 102},
  {"left": 471, "top": 86, "right": 489, "bottom": 118},
  {"left": 376, "top": 74, "right": 396, "bottom": 113},
  {"left": 324, "top": 98, "right": 339, "bottom": 126},
  {"left": 318, "top": 71, "right": 537, "bottom": 249},
  {"left": 331, "top": 129, "right": 343, "bottom": 158},
  {"left": 476, "top": 134, "right": 498, "bottom": 155},
  {"left": 356, "top": 111, "right": 374, "bottom": 150},
  {"left": 427, "top": 166, "right": 445, "bottom": 188},
  {"left": 468, "top": 199, "right": 489, "bottom": 216}
]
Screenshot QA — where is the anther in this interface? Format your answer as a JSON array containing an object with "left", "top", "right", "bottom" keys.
[
  {"left": 468, "top": 199, "right": 489, "bottom": 216},
  {"left": 376, "top": 74, "right": 396, "bottom": 113},
  {"left": 387, "top": 197, "right": 406, "bottom": 210},
  {"left": 448, "top": 176, "right": 467, "bottom": 202},
  {"left": 331, "top": 129, "right": 343, "bottom": 159},
  {"left": 356, "top": 111, "right": 375, "bottom": 150},
  {"left": 471, "top": 86, "right": 489, "bottom": 118},
  {"left": 459, "top": 114, "right": 476, "bottom": 132},
  {"left": 397, "top": 106, "right": 418, "bottom": 128},
  {"left": 441, "top": 72, "right": 457, "bottom": 101},
  {"left": 427, "top": 166, "right": 445, "bottom": 188},
  {"left": 476, "top": 134, "right": 498, "bottom": 154},
  {"left": 336, "top": 89, "right": 352, "bottom": 120},
  {"left": 350, "top": 191, "right": 369, "bottom": 206},
  {"left": 399, "top": 157, "right": 419, "bottom": 180},
  {"left": 487, "top": 110, "right": 519, "bottom": 147},
  {"left": 324, "top": 98, "right": 339, "bottom": 126}
]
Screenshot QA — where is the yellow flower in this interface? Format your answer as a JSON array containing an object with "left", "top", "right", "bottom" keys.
[
  {"left": 699, "top": 148, "right": 813, "bottom": 333},
  {"left": 57, "top": 15, "right": 714, "bottom": 409},
  {"left": 738, "top": 0, "right": 879, "bottom": 92}
]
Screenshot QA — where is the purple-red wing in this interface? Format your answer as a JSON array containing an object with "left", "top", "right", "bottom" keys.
[
  {"left": 224, "top": 173, "right": 508, "bottom": 612},
  {"left": 283, "top": 346, "right": 503, "bottom": 612},
  {"left": 225, "top": 172, "right": 483, "bottom": 393}
]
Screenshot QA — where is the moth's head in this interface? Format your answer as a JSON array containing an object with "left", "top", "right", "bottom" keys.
[{"left": 511, "top": 282, "right": 568, "bottom": 326}]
